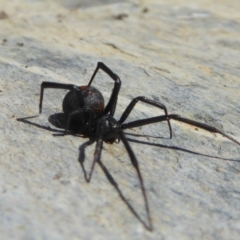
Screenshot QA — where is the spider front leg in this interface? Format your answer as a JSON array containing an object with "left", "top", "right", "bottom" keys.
[
  {"left": 119, "top": 96, "right": 173, "bottom": 138},
  {"left": 122, "top": 114, "right": 240, "bottom": 146},
  {"left": 88, "top": 62, "right": 121, "bottom": 116},
  {"left": 119, "top": 130, "right": 153, "bottom": 231},
  {"left": 84, "top": 125, "right": 104, "bottom": 182},
  {"left": 39, "top": 82, "right": 84, "bottom": 114}
]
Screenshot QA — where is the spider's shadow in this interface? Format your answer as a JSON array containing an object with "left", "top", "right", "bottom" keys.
[
  {"left": 17, "top": 114, "right": 64, "bottom": 134},
  {"left": 127, "top": 138, "right": 240, "bottom": 162},
  {"left": 48, "top": 112, "right": 66, "bottom": 130},
  {"left": 17, "top": 114, "right": 240, "bottom": 231}
]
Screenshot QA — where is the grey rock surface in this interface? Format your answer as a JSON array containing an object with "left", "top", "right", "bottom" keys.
[{"left": 0, "top": 0, "right": 240, "bottom": 239}]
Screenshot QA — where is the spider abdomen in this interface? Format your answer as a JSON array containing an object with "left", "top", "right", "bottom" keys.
[{"left": 62, "top": 86, "right": 104, "bottom": 116}]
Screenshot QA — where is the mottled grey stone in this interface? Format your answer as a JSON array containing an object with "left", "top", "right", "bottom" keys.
[{"left": 0, "top": 0, "right": 240, "bottom": 239}]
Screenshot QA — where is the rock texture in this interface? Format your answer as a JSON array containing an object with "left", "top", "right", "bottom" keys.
[{"left": 0, "top": 0, "right": 240, "bottom": 239}]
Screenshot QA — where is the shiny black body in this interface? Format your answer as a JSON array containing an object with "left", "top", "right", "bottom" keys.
[
  {"left": 62, "top": 85, "right": 105, "bottom": 134},
  {"left": 39, "top": 62, "right": 240, "bottom": 231}
]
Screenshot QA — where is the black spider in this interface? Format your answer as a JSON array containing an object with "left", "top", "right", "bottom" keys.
[{"left": 39, "top": 62, "right": 240, "bottom": 231}]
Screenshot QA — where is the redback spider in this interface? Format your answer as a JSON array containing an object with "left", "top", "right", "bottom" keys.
[{"left": 39, "top": 62, "right": 240, "bottom": 231}]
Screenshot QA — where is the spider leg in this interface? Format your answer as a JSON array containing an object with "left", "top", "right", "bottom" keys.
[
  {"left": 85, "top": 128, "right": 104, "bottom": 182},
  {"left": 119, "top": 96, "right": 173, "bottom": 138},
  {"left": 119, "top": 130, "right": 153, "bottom": 231},
  {"left": 88, "top": 62, "right": 121, "bottom": 116},
  {"left": 122, "top": 114, "right": 240, "bottom": 146},
  {"left": 39, "top": 82, "right": 84, "bottom": 114}
]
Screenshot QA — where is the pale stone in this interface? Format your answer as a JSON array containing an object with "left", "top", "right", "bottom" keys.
[{"left": 0, "top": 0, "right": 240, "bottom": 239}]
